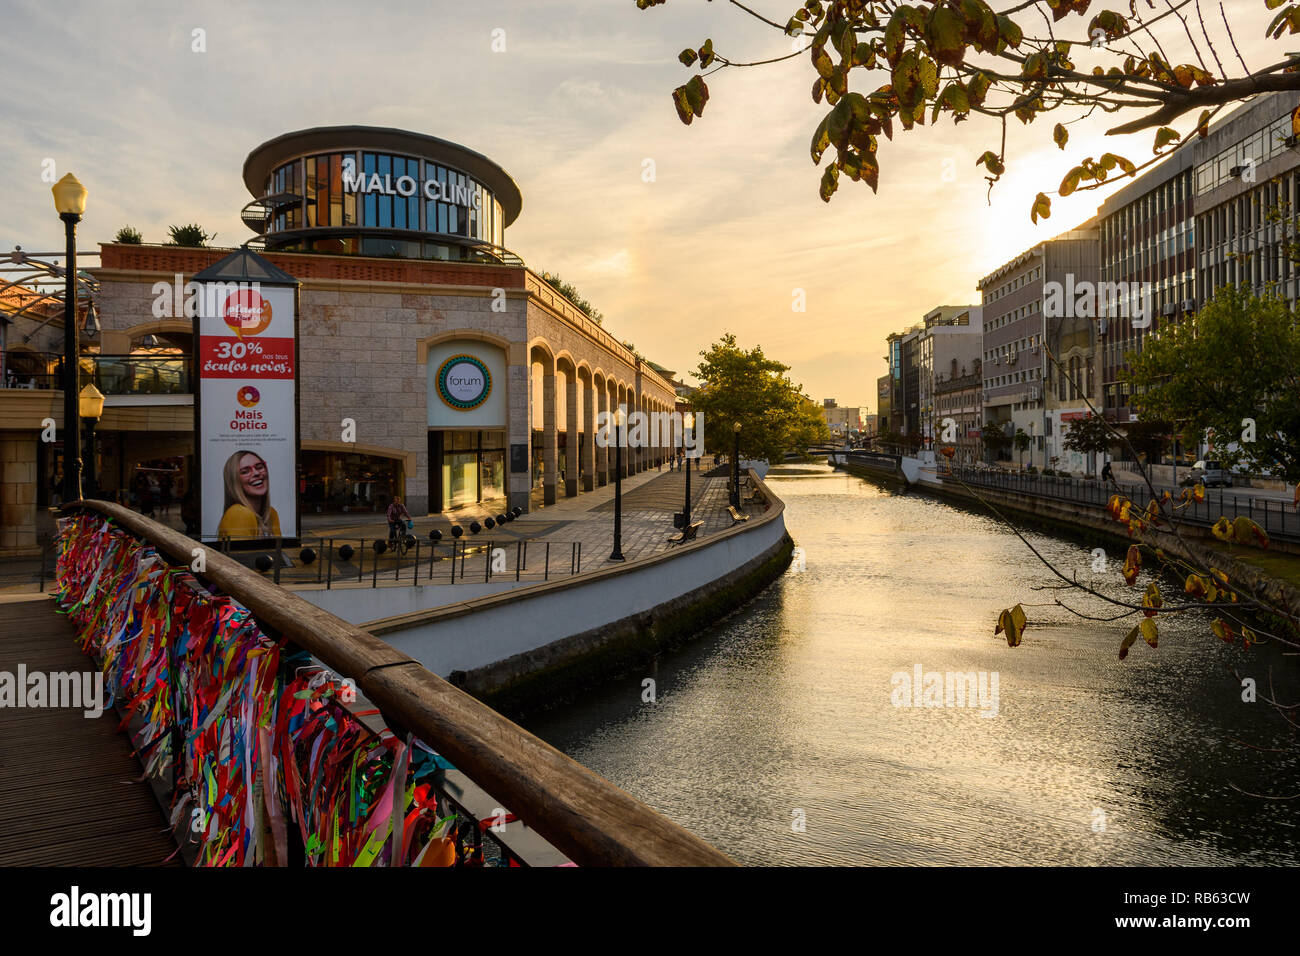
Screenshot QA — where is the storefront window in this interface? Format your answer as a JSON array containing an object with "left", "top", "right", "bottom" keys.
[
  {"left": 300, "top": 451, "right": 403, "bottom": 514},
  {"left": 433, "top": 430, "right": 507, "bottom": 511}
]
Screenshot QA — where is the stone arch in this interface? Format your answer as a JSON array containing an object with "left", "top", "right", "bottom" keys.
[{"left": 417, "top": 328, "right": 513, "bottom": 364}]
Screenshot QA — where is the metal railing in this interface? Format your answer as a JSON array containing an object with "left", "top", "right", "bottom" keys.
[
  {"left": 0, "top": 352, "right": 193, "bottom": 394},
  {"left": 228, "top": 535, "right": 586, "bottom": 588},
  {"left": 942, "top": 465, "right": 1300, "bottom": 544},
  {"left": 57, "top": 499, "right": 732, "bottom": 866}
]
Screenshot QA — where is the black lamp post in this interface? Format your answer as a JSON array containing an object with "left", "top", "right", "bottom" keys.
[
  {"left": 731, "top": 421, "right": 742, "bottom": 508},
  {"left": 52, "top": 173, "right": 88, "bottom": 505},
  {"left": 682, "top": 412, "right": 694, "bottom": 526},
  {"left": 80, "top": 384, "right": 105, "bottom": 499},
  {"left": 610, "top": 405, "right": 625, "bottom": 561}
]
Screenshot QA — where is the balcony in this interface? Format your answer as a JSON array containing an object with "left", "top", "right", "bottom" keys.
[{"left": 0, "top": 352, "right": 193, "bottom": 396}]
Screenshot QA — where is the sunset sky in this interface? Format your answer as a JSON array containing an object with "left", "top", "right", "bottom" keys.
[{"left": 1, "top": 0, "right": 1287, "bottom": 411}]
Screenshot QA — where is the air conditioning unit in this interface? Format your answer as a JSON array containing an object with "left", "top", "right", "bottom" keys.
[
  {"left": 1181, "top": 298, "right": 1195, "bottom": 311},
  {"left": 1229, "top": 165, "right": 1249, "bottom": 178},
  {"left": 1287, "top": 134, "right": 1300, "bottom": 149},
  {"left": 1161, "top": 302, "right": 1176, "bottom": 316}
]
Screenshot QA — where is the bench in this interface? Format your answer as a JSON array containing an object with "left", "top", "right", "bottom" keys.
[
  {"left": 727, "top": 505, "right": 749, "bottom": 524},
  {"left": 667, "top": 520, "right": 704, "bottom": 546}
]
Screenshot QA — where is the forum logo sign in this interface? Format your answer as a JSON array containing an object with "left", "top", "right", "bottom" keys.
[
  {"left": 1043, "top": 274, "right": 1154, "bottom": 329},
  {"left": 595, "top": 406, "right": 703, "bottom": 452},
  {"left": 436, "top": 354, "right": 491, "bottom": 410}
]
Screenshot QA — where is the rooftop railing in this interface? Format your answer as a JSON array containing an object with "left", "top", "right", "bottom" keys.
[{"left": 55, "top": 498, "right": 735, "bottom": 867}]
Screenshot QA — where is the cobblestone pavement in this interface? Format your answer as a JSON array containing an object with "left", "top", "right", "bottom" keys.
[{"left": 2, "top": 466, "right": 767, "bottom": 594}]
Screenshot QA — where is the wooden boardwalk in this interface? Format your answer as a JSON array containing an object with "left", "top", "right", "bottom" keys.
[{"left": 0, "top": 596, "right": 180, "bottom": 866}]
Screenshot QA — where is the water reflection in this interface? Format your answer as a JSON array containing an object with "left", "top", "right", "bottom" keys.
[{"left": 526, "top": 463, "right": 1300, "bottom": 865}]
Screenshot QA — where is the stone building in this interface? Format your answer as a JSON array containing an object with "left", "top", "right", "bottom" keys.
[{"left": 0, "top": 127, "right": 677, "bottom": 550}]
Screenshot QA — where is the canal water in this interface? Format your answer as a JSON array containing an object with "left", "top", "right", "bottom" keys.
[{"left": 526, "top": 462, "right": 1300, "bottom": 865}]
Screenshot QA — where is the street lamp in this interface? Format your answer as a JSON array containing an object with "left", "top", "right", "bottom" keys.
[
  {"left": 610, "top": 404, "right": 626, "bottom": 562},
  {"left": 79, "top": 383, "right": 105, "bottom": 498},
  {"left": 682, "top": 412, "right": 694, "bottom": 526},
  {"left": 52, "top": 173, "right": 87, "bottom": 505},
  {"left": 731, "top": 421, "right": 742, "bottom": 508}
]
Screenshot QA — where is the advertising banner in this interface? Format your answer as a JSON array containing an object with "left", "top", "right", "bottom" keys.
[{"left": 197, "top": 281, "right": 298, "bottom": 542}]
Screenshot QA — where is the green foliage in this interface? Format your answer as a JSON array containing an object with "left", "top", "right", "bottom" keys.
[
  {"left": 1063, "top": 414, "right": 1111, "bottom": 456},
  {"left": 167, "top": 224, "right": 213, "bottom": 247},
  {"left": 1121, "top": 419, "right": 1172, "bottom": 465},
  {"left": 641, "top": 1, "right": 1287, "bottom": 217},
  {"left": 541, "top": 272, "right": 603, "bottom": 325},
  {"left": 981, "top": 420, "right": 1008, "bottom": 455},
  {"left": 113, "top": 225, "right": 143, "bottom": 244},
  {"left": 1013, "top": 428, "right": 1031, "bottom": 452},
  {"left": 690, "top": 333, "right": 831, "bottom": 462},
  {"left": 1124, "top": 285, "right": 1300, "bottom": 482}
]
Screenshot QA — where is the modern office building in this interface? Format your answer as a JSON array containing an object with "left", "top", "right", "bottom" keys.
[
  {"left": 977, "top": 222, "right": 1098, "bottom": 469},
  {"left": 0, "top": 127, "right": 678, "bottom": 551}
]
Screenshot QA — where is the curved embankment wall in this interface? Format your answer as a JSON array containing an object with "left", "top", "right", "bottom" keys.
[{"left": 361, "top": 471, "right": 793, "bottom": 718}]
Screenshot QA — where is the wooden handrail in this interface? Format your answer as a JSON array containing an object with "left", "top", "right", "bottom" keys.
[{"left": 59, "top": 499, "right": 735, "bottom": 867}]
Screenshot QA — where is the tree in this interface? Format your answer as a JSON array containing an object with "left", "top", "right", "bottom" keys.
[
  {"left": 1013, "top": 427, "right": 1030, "bottom": 469},
  {"left": 1121, "top": 419, "right": 1171, "bottom": 472},
  {"left": 691, "top": 333, "right": 831, "bottom": 462},
  {"left": 113, "top": 225, "right": 142, "bottom": 244},
  {"left": 980, "top": 420, "right": 1008, "bottom": 461},
  {"left": 541, "top": 272, "right": 603, "bottom": 325},
  {"left": 1063, "top": 413, "right": 1111, "bottom": 472},
  {"left": 639, "top": 0, "right": 1300, "bottom": 218},
  {"left": 1125, "top": 285, "right": 1300, "bottom": 482},
  {"left": 168, "top": 224, "right": 213, "bottom": 247}
]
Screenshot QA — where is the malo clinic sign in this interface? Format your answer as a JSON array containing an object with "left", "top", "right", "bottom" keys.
[{"left": 193, "top": 251, "right": 300, "bottom": 543}]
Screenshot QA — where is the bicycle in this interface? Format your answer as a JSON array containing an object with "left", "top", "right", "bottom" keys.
[{"left": 388, "top": 520, "right": 411, "bottom": 557}]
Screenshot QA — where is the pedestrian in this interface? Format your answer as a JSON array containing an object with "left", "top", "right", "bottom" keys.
[
  {"left": 139, "top": 476, "right": 155, "bottom": 518},
  {"left": 1101, "top": 461, "right": 1113, "bottom": 482},
  {"left": 160, "top": 474, "right": 173, "bottom": 515},
  {"left": 181, "top": 491, "right": 198, "bottom": 535}
]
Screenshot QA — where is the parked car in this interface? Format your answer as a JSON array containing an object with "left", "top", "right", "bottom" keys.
[{"left": 1181, "top": 460, "right": 1233, "bottom": 488}]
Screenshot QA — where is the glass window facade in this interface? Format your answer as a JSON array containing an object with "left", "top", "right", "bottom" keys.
[
  {"left": 263, "top": 150, "right": 506, "bottom": 248},
  {"left": 431, "top": 430, "right": 505, "bottom": 511}
]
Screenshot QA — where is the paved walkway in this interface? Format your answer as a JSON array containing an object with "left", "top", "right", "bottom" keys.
[{"left": 2, "top": 466, "right": 766, "bottom": 593}]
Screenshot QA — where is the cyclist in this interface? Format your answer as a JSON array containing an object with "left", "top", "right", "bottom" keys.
[{"left": 386, "top": 496, "right": 411, "bottom": 547}]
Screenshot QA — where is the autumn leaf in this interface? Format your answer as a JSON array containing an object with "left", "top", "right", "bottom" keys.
[
  {"left": 927, "top": 4, "right": 968, "bottom": 67},
  {"left": 1030, "top": 192, "right": 1052, "bottom": 223},
  {"left": 1119, "top": 624, "right": 1139, "bottom": 660},
  {"left": 1122, "top": 544, "right": 1142, "bottom": 585},
  {"left": 1211, "top": 618, "right": 1235, "bottom": 644},
  {"left": 995, "top": 603, "right": 1028, "bottom": 647},
  {"left": 1139, "top": 617, "right": 1159, "bottom": 649},
  {"left": 1232, "top": 515, "right": 1269, "bottom": 549},
  {"left": 1142, "top": 581, "right": 1162, "bottom": 617},
  {"left": 1153, "top": 126, "right": 1180, "bottom": 152},
  {"left": 1211, "top": 516, "right": 1233, "bottom": 542},
  {"left": 1053, "top": 123, "right": 1069, "bottom": 149},
  {"left": 977, "top": 150, "right": 1005, "bottom": 176}
]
